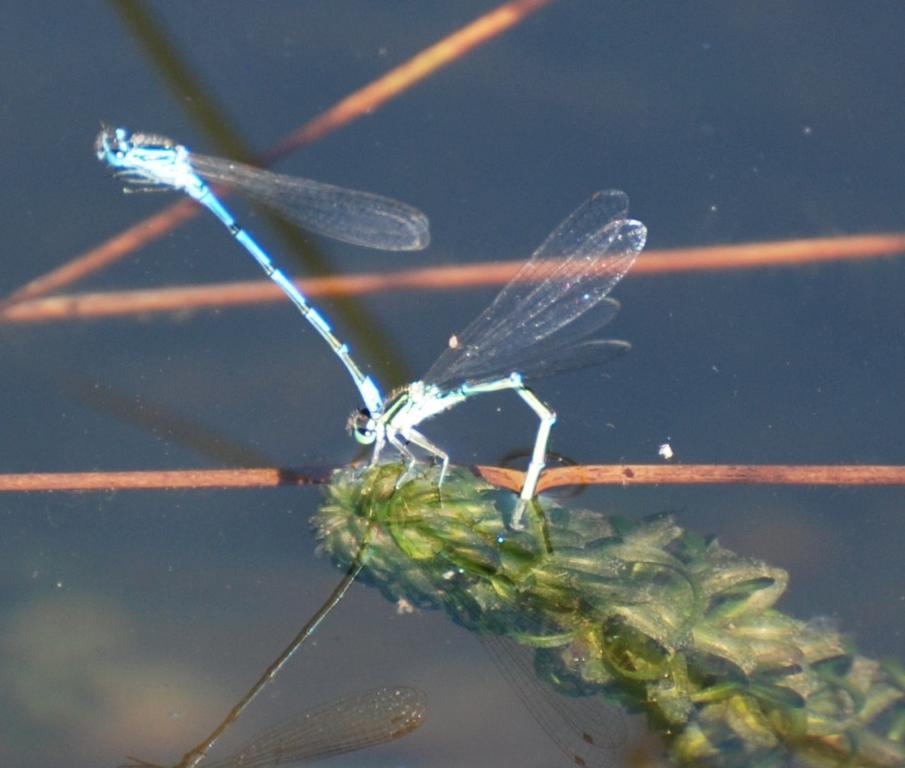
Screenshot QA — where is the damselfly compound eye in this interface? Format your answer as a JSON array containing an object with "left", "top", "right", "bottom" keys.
[{"left": 349, "top": 409, "right": 376, "bottom": 445}]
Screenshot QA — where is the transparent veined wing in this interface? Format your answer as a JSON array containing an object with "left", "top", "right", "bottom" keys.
[
  {"left": 433, "top": 320, "right": 632, "bottom": 384},
  {"left": 188, "top": 153, "right": 430, "bottom": 251},
  {"left": 481, "top": 634, "right": 627, "bottom": 768},
  {"left": 201, "top": 686, "right": 426, "bottom": 768},
  {"left": 424, "top": 190, "right": 645, "bottom": 389}
]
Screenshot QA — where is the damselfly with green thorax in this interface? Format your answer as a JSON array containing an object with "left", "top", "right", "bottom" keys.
[{"left": 349, "top": 190, "right": 646, "bottom": 526}]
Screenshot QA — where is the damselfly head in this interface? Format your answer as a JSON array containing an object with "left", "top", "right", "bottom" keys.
[
  {"left": 94, "top": 125, "right": 126, "bottom": 161},
  {"left": 348, "top": 408, "right": 377, "bottom": 444},
  {"left": 95, "top": 126, "right": 178, "bottom": 163}
]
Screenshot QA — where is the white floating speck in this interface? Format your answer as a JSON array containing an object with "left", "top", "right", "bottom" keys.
[{"left": 396, "top": 598, "right": 415, "bottom": 615}]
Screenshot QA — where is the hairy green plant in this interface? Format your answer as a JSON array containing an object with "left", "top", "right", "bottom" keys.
[{"left": 312, "top": 464, "right": 905, "bottom": 767}]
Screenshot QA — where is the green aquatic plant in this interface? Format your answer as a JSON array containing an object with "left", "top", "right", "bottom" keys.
[{"left": 312, "top": 463, "right": 905, "bottom": 768}]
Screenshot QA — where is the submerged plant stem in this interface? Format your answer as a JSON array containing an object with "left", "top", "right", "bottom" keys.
[{"left": 312, "top": 463, "right": 905, "bottom": 768}]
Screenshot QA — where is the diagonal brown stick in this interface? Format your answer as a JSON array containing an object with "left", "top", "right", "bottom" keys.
[
  {"left": 4, "top": 232, "right": 904, "bottom": 325},
  {"left": 262, "top": 0, "right": 556, "bottom": 162},
  {"left": 3, "top": 0, "right": 555, "bottom": 306},
  {"left": 2, "top": 464, "right": 905, "bottom": 494}
]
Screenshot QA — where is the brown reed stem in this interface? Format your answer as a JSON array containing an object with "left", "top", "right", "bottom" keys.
[
  {"left": 3, "top": 464, "right": 904, "bottom": 493},
  {"left": 4, "top": 232, "right": 903, "bottom": 325},
  {"left": 264, "top": 0, "right": 556, "bottom": 162}
]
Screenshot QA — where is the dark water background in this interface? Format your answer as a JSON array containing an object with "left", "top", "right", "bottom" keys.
[{"left": 1, "top": 2, "right": 904, "bottom": 766}]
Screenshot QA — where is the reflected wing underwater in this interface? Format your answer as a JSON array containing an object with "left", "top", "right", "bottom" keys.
[
  {"left": 481, "top": 634, "right": 626, "bottom": 768},
  {"left": 204, "top": 686, "right": 426, "bottom": 768},
  {"left": 123, "top": 687, "right": 426, "bottom": 768}
]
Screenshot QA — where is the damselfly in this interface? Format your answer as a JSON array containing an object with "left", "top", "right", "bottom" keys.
[
  {"left": 349, "top": 190, "right": 646, "bottom": 526},
  {"left": 95, "top": 126, "right": 430, "bottom": 419}
]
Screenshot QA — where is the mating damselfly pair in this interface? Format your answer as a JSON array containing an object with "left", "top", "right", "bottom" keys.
[{"left": 96, "top": 126, "right": 646, "bottom": 526}]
